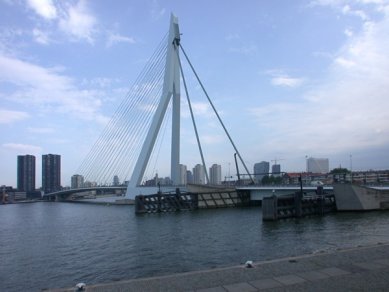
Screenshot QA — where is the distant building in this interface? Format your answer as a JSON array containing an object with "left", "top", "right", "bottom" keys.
[
  {"left": 178, "top": 164, "right": 187, "bottom": 185},
  {"left": 209, "top": 164, "right": 222, "bottom": 185},
  {"left": 307, "top": 157, "right": 329, "bottom": 174},
  {"left": 71, "top": 174, "right": 84, "bottom": 189},
  {"left": 17, "top": 155, "right": 36, "bottom": 192},
  {"left": 42, "top": 154, "right": 61, "bottom": 194},
  {"left": 186, "top": 170, "right": 193, "bottom": 184},
  {"left": 193, "top": 164, "right": 205, "bottom": 184},
  {"left": 254, "top": 161, "right": 269, "bottom": 183},
  {"left": 272, "top": 164, "right": 281, "bottom": 176},
  {"left": 83, "top": 181, "right": 97, "bottom": 188},
  {"left": 113, "top": 175, "right": 120, "bottom": 186}
]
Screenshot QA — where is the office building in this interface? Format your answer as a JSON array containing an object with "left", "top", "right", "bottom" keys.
[
  {"left": 209, "top": 164, "right": 222, "bottom": 185},
  {"left": 254, "top": 161, "right": 270, "bottom": 183},
  {"left": 17, "top": 155, "right": 36, "bottom": 192},
  {"left": 42, "top": 154, "right": 61, "bottom": 193},
  {"left": 307, "top": 157, "right": 329, "bottom": 174},
  {"left": 113, "top": 175, "right": 120, "bottom": 186},
  {"left": 193, "top": 164, "right": 205, "bottom": 184},
  {"left": 178, "top": 164, "right": 187, "bottom": 185},
  {"left": 186, "top": 170, "right": 194, "bottom": 184},
  {"left": 272, "top": 164, "right": 281, "bottom": 176},
  {"left": 71, "top": 174, "right": 84, "bottom": 189}
]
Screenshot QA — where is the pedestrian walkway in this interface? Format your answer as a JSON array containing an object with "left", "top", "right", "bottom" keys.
[{"left": 50, "top": 242, "right": 389, "bottom": 291}]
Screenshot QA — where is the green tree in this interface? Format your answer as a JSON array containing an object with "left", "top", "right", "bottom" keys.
[{"left": 330, "top": 167, "right": 350, "bottom": 174}]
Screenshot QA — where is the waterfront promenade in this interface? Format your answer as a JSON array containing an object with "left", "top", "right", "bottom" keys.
[{"left": 50, "top": 242, "right": 389, "bottom": 291}]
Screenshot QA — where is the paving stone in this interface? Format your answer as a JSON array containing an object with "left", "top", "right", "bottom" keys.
[
  {"left": 222, "top": 282, "right": 257, "bottom": 292},
  {"left": 273, "top": 274, "right": 306, "bottom": 285},
  {"left": 353, "top": 262, "right": 386, "bottom": 270},
  {"left": 249, "top": 278, "right": 282, "bottom": 290},
  {"left": 319, "top": 267, "right": 350, "bottom": 277},
  {"left": 196, "top": 286, "right": 226, "bottom": 292},
  {"left": 297, "top": 270, "right": 330, "bottom": 281}
]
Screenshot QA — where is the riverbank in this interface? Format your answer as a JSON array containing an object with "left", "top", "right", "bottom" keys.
[{"left": 48, "top": 241, "right": 389, "bottom": 291}]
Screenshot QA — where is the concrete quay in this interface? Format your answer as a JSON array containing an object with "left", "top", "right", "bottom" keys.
[{"left": 50, "top": 242, "right": 389, "bottom": 292}]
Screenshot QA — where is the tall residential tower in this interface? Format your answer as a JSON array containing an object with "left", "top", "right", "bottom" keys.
[
  {"left": 17, "top": 155, "right": 36, "bottom": 192},
  {"left": 42, "top": 154, "right": 61, "bottom": 193}
]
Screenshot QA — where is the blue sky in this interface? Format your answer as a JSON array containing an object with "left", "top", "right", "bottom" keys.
[{"left": 1, "top": 0, "right": 389, "bottom": 187}]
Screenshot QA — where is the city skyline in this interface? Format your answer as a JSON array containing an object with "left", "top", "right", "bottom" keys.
[{"left": 1, "top": 1, "right": 389, "bottom": 187}]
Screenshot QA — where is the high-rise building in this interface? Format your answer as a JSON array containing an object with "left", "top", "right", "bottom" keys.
[
  {"left": 17, "top": 155, "right": 36, "bottom": 192},
  {"left": 209, "top": 164, "right": 222, "bottom": 185},
  {"left": 113, "top": 175, "right": 120, "bottom": 186},
  {"left": 272, "top": 164, "right": 281, "bottom": 176},
  {"left": 178, "top": 164, "right": 187, "bottom": 185},
  {"left": 42, "top": 154, "right": 61, "bottom": 194},
  {"left": 307, "top": 157, "right": 329, "bottom": 174},
  {"left": 254, "top": 161, "right": 270, "bottom": 183},
  {"left": 193, "top": 164, "right": 205, "bottom": 184},
  {"left": 71, "top": 174, "right": 84, "bottom": 189},
  {"left": 186, "top": 170, "right": 193, "bottom": 184}
]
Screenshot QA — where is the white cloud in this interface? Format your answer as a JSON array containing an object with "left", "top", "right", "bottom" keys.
[
  {"left": 342, "top": 4, "right": 368, "bottom": 20},
  {"left": 27, "top": 0, "right": 57, "bottom": 20},
  {"left": 0, "top": 109, "right": 29, "bottom": 124},
  {"left": 59, "top": 0, "right": 97, "bottom": 43},
  {"left": 271, "top": 75, "right": 305, "bottom": 88},
  {"left": 2, "top": 143, "right": 42, "bottom": 154},
  {"left": 334, "top": 57, "right": 356, "bottom": 67},
  {"left": 229, "top": 45, "right": 258, "bottom": 55},
  {"left": 0, "top": 54, "right": 108, "bottom": 123},
  {"left": 266, "top": 70, "right": 305, "bottom": 88},
  {"left": 32, "top": 28, "right": 50, "bottom": 44},
  {"left": 150, "top": 0, "right": 166, "bottom": 21},
  {"left": 27, "top": 127, "right": 55, "bottom": 134},
  {"left": 344, "top": 28, "right": 354, "bottom": 37},
  {"left": 106, "top": 32, "right": 136, "bottom": 48},
  {"left": 250, "top": 8, "right": 389, "bottom": 157}
]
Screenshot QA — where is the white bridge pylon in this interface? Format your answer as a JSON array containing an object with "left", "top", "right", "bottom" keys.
[
  {"left": 126, "top": 14, "right": 181, "bottom": 198},
  {"left": 126, "top": 14, "right": 254, "bottom": 199}
]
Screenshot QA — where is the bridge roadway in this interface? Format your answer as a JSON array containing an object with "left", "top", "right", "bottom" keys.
[
  {"left": 43, "top": 185, "right": 333, "bottom": 202},
  {"left": 43, "top": 186, "right": 127, "bottom": 201}
]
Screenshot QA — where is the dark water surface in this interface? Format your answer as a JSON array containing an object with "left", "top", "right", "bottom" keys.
[{"left": 1, "top": 202, "right": 389, "bottom": 291}]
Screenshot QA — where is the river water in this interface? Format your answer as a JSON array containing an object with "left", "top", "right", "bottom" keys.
[{"left": 1, "top": 202, "right": 389, "bottom": 291}]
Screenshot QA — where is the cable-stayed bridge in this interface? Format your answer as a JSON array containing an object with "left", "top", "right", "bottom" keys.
[{"left": 53, "top": 14, "right": 253, "bottom": 200}]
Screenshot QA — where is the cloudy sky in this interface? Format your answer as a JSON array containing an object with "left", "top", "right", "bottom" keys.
[{"left": 1, "top": 0, "right": 389, "bottom": 187}]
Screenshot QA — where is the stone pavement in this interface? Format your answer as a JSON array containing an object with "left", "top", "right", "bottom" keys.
[{"left": 50, "top": 242, "right": 389, "bottom": 292}]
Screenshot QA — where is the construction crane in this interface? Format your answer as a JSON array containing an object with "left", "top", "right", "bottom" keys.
[{"left": 271, "top": 158, "right": 285, "bottom": 165}]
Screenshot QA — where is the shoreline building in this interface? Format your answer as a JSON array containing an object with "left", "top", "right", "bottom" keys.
[
  {"left": 272, "top": 164, "right": 281, "bottom": 177},
  {"left": 42, "top": 154, "right": 61, "bottom": 194},
  {"left": 210, "top": 164, "right": 222, "bottom": 185},
  {"left": 186, "top": 170, "right": 193, "bottom": 184},
  {"left": 193, "top": 164, "right": 205, "bottom": 185},
  {"left": 178, "top": 164, "right": 187, "bottom": 185},
  {"left": 113, "top": 175, "right": 120, "bottom": 186},
  {"left": 17, "top": 155, "right": 36, "bottom": 192},
  {"left": 71, "top": 174, "right": 84, "bottom": 189},
  {"left": 307, "top": 157, "right": 329, "bottom": 174},
  {"left": 254, "top": 161, "right": 270, "bottom": 183}
]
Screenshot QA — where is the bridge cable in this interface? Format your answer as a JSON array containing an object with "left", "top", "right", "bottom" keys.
[
  {"left": 78, "top": 33, "right": 168, "bottom": 185},
  {"left": 176, "top": 44, "right": 210, "bottom": 184},
  {"left": 78, "top": 33, "right": 167, "bottom": 183},
  {"left": 84, "top": 52, "right": 164, "bottom": 184},
  {"left": 179, "top": 44, "right": 255, "bottom": 184}
]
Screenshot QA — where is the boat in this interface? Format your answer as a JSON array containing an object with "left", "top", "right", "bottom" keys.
[{"left": 333, "top": 183, "right": 389, "bottom": 211}]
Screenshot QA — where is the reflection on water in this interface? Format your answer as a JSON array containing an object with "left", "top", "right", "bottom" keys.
[{"left": 1, "top": 202, "right": 389, "bottom": 291}]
